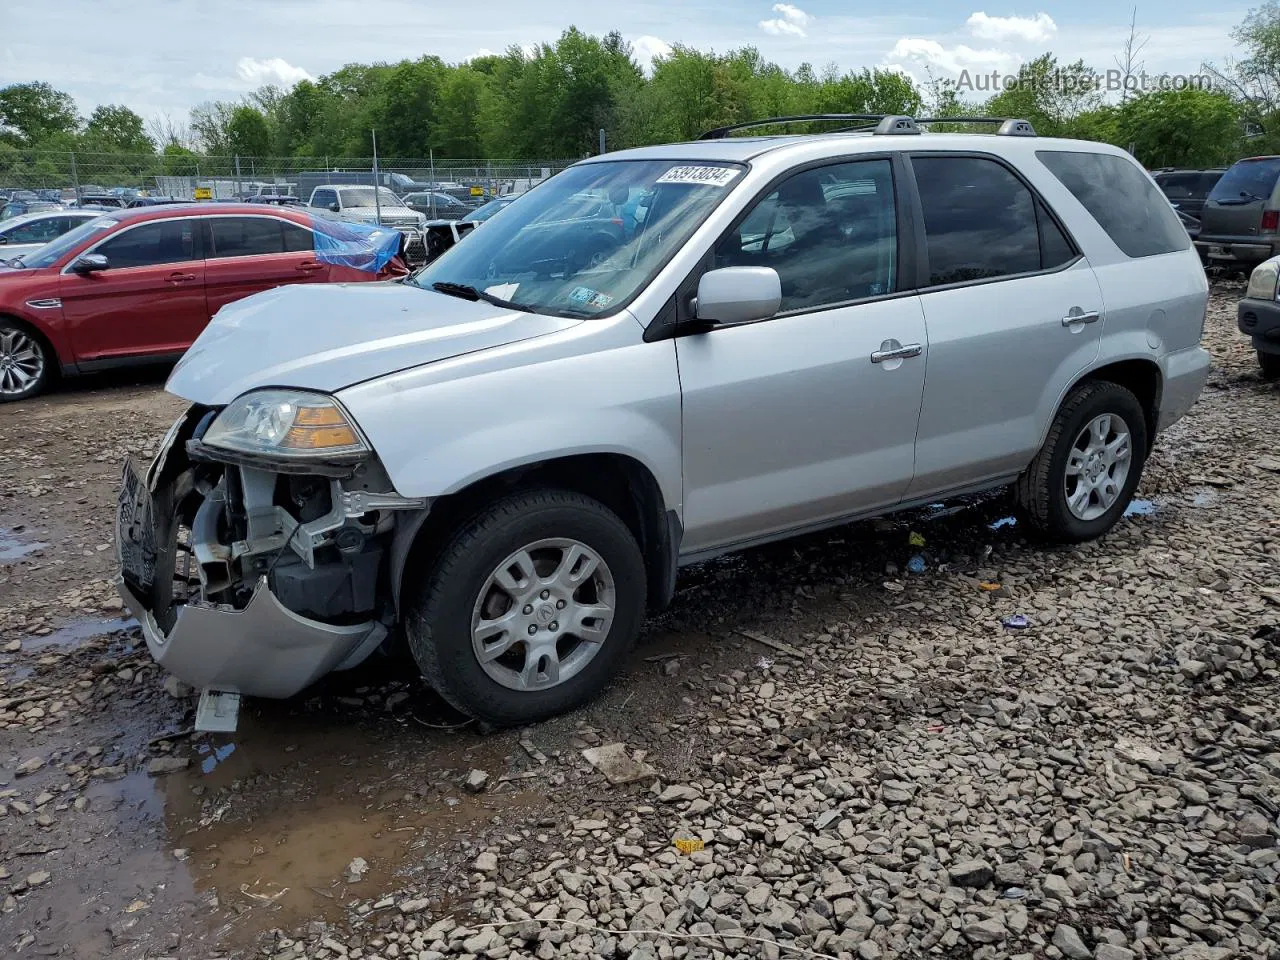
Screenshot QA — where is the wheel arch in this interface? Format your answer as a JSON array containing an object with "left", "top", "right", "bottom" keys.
[
  {"left": 393, "top": 451, "right": 680, "bottom": 619},
  {"left": 1075, "top": 358, "right": 1162, "bottom": 450},
  {"left": 1051, "top": 356, "right": 1162, "bottom": 453}
]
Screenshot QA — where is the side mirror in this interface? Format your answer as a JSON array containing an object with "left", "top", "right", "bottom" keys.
[
  {"left": 70, "top": 253, "right": 109, "bottom": 274},
  {"left": 694, "top": 266, "right": 782, "bottom": 326},
  {"left": 329, "top": 202, "right": 341, "bottom": 213},
  {"left": 0, "top": 236, "right": 7, "bottom": 244}
]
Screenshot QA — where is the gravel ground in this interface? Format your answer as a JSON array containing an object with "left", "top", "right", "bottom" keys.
[{"left": 1, "top": 288, "right": 1277, "bottom": 960}]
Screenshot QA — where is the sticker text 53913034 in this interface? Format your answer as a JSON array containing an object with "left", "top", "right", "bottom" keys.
[{"left": 655, "top": 165, "right": 741, "bottom": 188}]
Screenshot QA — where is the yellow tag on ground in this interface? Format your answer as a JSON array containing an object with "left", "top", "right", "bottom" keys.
[
  {"left": 909, "top": 532, "right": 926, "bottom": 547},
  {"left": 674, "top": 838, "right": 704, "bottom": 854},
  {"left": 979, "top": 582, "right": 1002, "bottom": 591}
]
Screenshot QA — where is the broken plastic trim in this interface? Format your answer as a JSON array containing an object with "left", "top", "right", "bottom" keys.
[{"left": 185, "top": 438, "right": 363, "bottom": 477}]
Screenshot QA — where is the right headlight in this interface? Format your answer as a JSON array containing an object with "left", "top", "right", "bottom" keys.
[
  {"left": 203, "top": 389, "right": 370, "bottom": 461},
  {"left": 1247, "top": 260, "right": 1280, "bottom": 301}
]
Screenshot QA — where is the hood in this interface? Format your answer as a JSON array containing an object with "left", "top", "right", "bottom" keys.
[{"left": 166, "top": 282, "right": 581, "bottom": 406}]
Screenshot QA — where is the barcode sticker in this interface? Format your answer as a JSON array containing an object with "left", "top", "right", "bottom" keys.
[{"left": 655, "top": 165, "right": 741, "bottom": 188}]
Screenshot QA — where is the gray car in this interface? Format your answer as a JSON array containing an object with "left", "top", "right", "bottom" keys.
[
  {"left": 0, "top": 209, "right": 104, "bottom": 262},
  {"left": 116, "top": 115, "right": 1210, "bottom": 729}
]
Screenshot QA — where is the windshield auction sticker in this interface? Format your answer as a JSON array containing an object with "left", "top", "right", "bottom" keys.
[{"left": 655, "top": 165, "right": 741, "bottom": 188}]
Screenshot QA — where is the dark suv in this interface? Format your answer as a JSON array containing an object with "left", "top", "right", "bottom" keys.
[
  {"left": 1196, "top": 157, "right": 1280, "bottom": 269},
  {"left": 1152, "top": 168, "right": 1225, "bottom": 221}
]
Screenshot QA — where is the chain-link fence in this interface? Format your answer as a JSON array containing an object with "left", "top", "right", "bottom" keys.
[{"left": 0, "top": 151, "right": 579, "bottom": 205}]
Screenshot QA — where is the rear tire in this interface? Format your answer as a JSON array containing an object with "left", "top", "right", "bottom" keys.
[
  {"left": 0, "top": 319, "right": 52, "bottom": 402},
  {"left": 1260, "top": 350, "right": 1280, "bottom": 381},
  {"left": 1016, "top": 381, "right": 1148, "bottom": 543},
  {"left": 406, "top": 489, "right": 646, "bottom": 726}
]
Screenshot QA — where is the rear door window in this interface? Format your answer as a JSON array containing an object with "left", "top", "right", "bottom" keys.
[
  {"left": 912, "top": 156, "right": 1046, "bottom": 284},
  {"left": 1207, "top": 159, "right": 1280, "bottom": 204},
  {"left": 1037, "top": 150, "right": 1189, "bottom": 258}
]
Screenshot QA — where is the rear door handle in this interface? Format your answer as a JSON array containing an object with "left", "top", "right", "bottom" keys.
[
  {"left": 871, "top": 343, "right": 923, "bottom": 364},
  {"left": 1061, "top": 308, "right": 1101, "bottom": 327},
  {"left": 165, "top": 271, "right": 197, "bottom": 283},
  {"left": 296, "top": 261, "right": 323, "bottom": 273}
]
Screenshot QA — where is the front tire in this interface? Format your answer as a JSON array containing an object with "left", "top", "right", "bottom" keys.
[
  {"left": 0, "top": 320, "right": 51, "bottom": 402},
  {"left": 1016, "top": 381, "right": 1149, "bottom": 543},
  {"left": 1260, "top": 350, "right": 1280, "bottom": 381},
  {"left": 406, "top": 489, "right": 646, "bottom": 726}
]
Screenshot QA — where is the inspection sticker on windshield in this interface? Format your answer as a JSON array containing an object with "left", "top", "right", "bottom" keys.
[
  {"left": 655, "top": 165, "right": 741, "bottom": 188},
  {"left": 569, "top": 286, "right": 615, "bottom": 308}
]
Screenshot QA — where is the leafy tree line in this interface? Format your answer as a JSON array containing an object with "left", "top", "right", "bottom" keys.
[{"left": 7, "top": 5, "right": 1280, "bottom": 179}]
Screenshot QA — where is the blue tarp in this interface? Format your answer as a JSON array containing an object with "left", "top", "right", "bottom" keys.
[{"left": 309, "top": 216, "right": 402, "bottom": 274}]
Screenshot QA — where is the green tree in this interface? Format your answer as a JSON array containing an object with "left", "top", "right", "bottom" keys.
[
  {"left": 1206, "top": 1, "right": 1280, "bottom": 143},
  {"left": 0, "top": 82, "right": 80, "bottom": 145},
  {"left": 1115, "top": 88, "right": 1241, "bottom": 167},
  {"left": 985, "top": 54, "right": 1102, "bottom": 137},
  {"left": 226, "top": 106, "right": 272, "bottom": 158},
  {"left": 82, "top": 104, "right": 154, "bottom": 153},
  {"left": 162, "top": 142, "right": 200, "bottom": 176}
]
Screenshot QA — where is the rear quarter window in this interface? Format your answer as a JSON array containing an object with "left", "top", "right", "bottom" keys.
[{"left": 1037, "top": 150, "right": 1189, "bottom": 258}]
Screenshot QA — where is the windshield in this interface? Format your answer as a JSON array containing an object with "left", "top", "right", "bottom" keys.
[
  {"left": 460, "top": 199, "right": 511, "bottom": 223},
  {"left": 20, "top": 216, "right": 115, "bottom": 268},
  {"left": 412, "top": 160, "right": 744, "bottom": 317},
  {"left": 1208, "top": 159, "right": 1280, "bottom": 203},
  {"left": 339, "top": 187, "right": 405, "bottom": 208}
]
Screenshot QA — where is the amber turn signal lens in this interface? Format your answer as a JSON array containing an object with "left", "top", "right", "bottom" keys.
[
  {"left": 282, "top": 425, "right": 360, "bottom": 449},
  {"left": 293, "top": 405, "right": 348, "bottom": 427}
]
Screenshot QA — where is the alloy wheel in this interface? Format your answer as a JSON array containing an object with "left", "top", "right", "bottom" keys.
[{"left": 470, "top": 537, "right": 616, "bottom": 692}]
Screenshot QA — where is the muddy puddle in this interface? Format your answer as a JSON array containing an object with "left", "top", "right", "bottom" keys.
[
  {"left": 20, "top": 616, "right": 138, "bottom": 653},
  {"left": 0, "top": 526, "right": 47, "bottom": 562},
  {"left": 120, "top": 696, "right": 540, "bottom": 949}
]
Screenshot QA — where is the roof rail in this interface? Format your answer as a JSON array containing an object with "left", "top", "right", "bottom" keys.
[
  {"left": 915, "top": 116, "right": 1038, "bottom": 137},
  {"left": 696, "top": 114, "right": 1038, "bottom": 140},
  {"left": 698, "top": 114, "right": 889, "bottom": 140}
]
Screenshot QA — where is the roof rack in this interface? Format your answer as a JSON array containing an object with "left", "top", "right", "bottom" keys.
[
  {"left": 698, "top": 114, "right": 890, "bottom": 140},
  {"left": 696, "top": 114, "right": 1037, "bottom": 140}
]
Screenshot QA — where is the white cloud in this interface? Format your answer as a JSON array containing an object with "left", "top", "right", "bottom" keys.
[
  {"left": 887, "top": 37, "right": 1021, "bottom": 77},
  {"left": 235, "top": 56, "right": 313, "bottom": 88},
  {"left": 965, "top": 12, "right": 1057, "bottom": 44},
  {"left": 469, "top": 48, "right": 496, "bottom": 60},
  {"left": 760, "top": 3, "right": 812, "bottom": 38},
  {"left": 632, "top": 35, "right": 673, "bottom": 74}
]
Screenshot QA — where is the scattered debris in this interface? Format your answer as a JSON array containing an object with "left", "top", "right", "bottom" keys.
[{"left": 581, "top": 742, "right": 658, "bottom": 785}]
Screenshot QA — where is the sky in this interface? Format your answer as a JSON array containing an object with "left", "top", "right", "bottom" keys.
[{"left": 0, "top": 1, "right": 1252, "bottom": 126}]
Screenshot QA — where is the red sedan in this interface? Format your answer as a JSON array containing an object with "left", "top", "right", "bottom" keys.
[{"left": 0, "top": 204, "right": 407, "bottom": 401}]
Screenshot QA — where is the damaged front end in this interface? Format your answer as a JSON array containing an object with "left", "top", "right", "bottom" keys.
[{"left": 116, "top": 402, "right": 428, "bottom": 700}]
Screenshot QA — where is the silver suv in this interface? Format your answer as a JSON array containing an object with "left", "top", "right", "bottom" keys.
[{"left": 116, "top": 115, "right": 1210, "bottom": 728}]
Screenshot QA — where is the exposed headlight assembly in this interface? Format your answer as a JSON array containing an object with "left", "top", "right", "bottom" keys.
[
  {"left": 1247, "top": 260, "right": 1280, "bottom": 301},
  {"left": 203, "top": 390, "right": 370, "bottom": 460}
]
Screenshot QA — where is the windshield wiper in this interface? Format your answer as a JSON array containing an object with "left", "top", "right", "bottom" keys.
[
  {"left": 1216, "top": 193, "right": 1266, "bottom": 205},
  {"left": 430, "top": 281, "right": 534, "bottom": 313}
]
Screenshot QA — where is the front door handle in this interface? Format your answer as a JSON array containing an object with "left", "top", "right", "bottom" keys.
[
  {"left": 1061, "top": 308, "right": 1101, "bottom": 327},
  {"left": 296, "top": 260, "right": 323, "bottom": 273},
  {"left": 166, "top": 271, "right": 197, "bottom": 283},
  {"left": 871, "top": 342, "right": 923, "bottom": 364}
]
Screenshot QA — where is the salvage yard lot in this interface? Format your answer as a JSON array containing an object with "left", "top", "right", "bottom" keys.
[{"left": 0, "top": 288, "right": 1278, "bottom": 959}]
